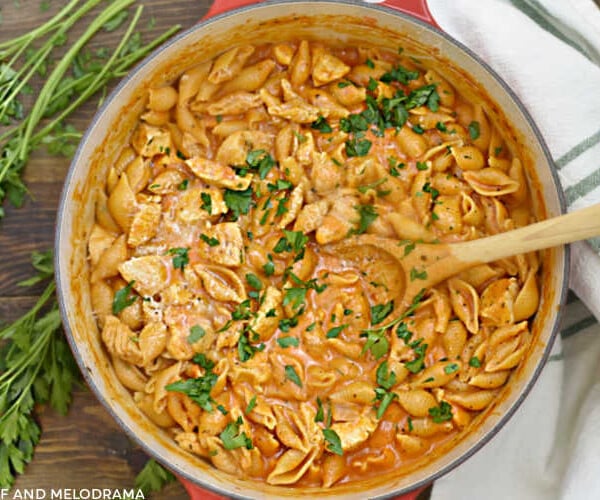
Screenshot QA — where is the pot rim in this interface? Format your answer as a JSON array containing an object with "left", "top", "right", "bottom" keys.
[{"left": 55, "top": 1, "right": 570, "bottom": 498}]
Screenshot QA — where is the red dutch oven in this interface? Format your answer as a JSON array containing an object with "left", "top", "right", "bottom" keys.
[{"left": 55, "top": 1, "right": 568, "bottom": 499}]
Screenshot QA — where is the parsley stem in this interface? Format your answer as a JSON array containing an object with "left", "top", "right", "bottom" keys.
[
  {"left": 0, "top": 0, "right": 81, "bottom": 56},
  {"left": 20, "top": 0, "right": 136, "bottom": 162}
]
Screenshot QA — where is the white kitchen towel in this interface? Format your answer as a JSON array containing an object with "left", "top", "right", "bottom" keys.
[{"left": 421, "top": 0, "right": 600, "bottom": 499}]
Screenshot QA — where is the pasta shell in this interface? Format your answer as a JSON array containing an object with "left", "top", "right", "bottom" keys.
[
  {"left": 395, "top": 389, "right": 438, "bottom": 417},
  {"left": 101, "top": 315, "right": 143, "bottom": 365},
  {"left": 128, "top": 203, "right": 161, "bottom": 247},
  {"left": 267, "top": 448, "right": 319, "bottom": 485},
  {"left": 513, "top": 270, "right": 539, "bottom": 321},
  {"left": 194, "top": 265, "right": 247, "bottom": 303},
  {"left": 443, "top": 320, "right": 468, "bottom": 359},
  {"left": 112, "top": 356, "right": 147, "bottom": 391},
  {"left": 463, "top": 167, "right": 519, "bottom": 196},
  {"left": 469, "top": 369, "right": 511, "bottom": 389},
  {"left": 139, "top": 321, "right": 168, "bottom": 366},
  {"left": 330, "top": 381, "right": 377, "bottom": 405},
  {"left": 448, "top": 278, "right": 480, "bottom": 334},
  {"left": 443, "top": 389, "right": 498, "bottom": 411}
]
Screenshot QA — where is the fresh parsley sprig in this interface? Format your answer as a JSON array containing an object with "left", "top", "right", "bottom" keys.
[
  {"left": 0, "top": 0, "right": 181, "bottom": 217},
  {"left": 0, "top": 251, "right": 80, "bottom": 489}
]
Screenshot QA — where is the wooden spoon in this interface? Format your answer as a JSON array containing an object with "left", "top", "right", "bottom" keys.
[{"left": 329, "top": 203, "right": 600, "bottom": 310}]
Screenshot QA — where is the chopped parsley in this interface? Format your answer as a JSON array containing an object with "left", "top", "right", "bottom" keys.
[
  {"left": 311, "top": 115, "right": 333, "bottom": 133},
  {"left": 409, "top": 267, "right": 428, "bottom": 281},
  {"left": 165, "top": 370, "right": 218, "bottom": 412},
  {"left": 370, "top": 301, "right": 394, "bottom": 325},
  {"left": 323, "top": 428, "right": 343, "bottom": 455},
  {"left": 245, "top": 396, "right": 257, "bottom": 414},
  {"left": 277, "top": 336, "right": 299, "bottom": 348},
  {"left": 246, "top": 149, "right": 276, "bottom": 180},
  {"left": 219, "top": 416, "right": 253, "bottom": 450},
  {"left": 200, "top": 192, "right": 212, "bottom": 213},
  {"left": 200, "top": 234, "right": 219, "bottom": 247},
  {"left": 469, "top": 356, "right": 482, "bottom": 368},
  {"left": 326, "top": 325, "right": 347, "bottom": 339},
  {"left": 345, "top": 137, "right": 372, "bottom": 157},
  {"left": 444, "top": 363, "right": 460, "bottom": 374},
  {"left": 167, "top": 247, "right": 189, "bottom": 271},
  {"left": 245, "top": 273, "right": 263, "bottom": 290},
  {"left": 187, "top": 325, "right": 206, "bottom": 344},
  {"left": 428, "top": 401, "right": 453, "bottom": 423},
  {"left": 224, "top": 187, "right": 253, "bottom": 219},
  {"left": 284, "top": 365, "right": 302, "bottom": 387},
  {"left": 374, "top": 360, "right": 398, "bottom": 418},
  {"left": 351, "top": 204, "right": 378, "bottom": 235},
  {"left": 468, "top": 120, "right": 481, "bottom": 140},
  {"left": 238, "top": 330, "right": 265, "bottom": 362},
  {"left": 112, "top": 281, "right": 137, "bottom": 314}
]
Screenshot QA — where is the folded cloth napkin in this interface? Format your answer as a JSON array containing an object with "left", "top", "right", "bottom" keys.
[{"left": 413, "top": 0, "right": 600, "bottom": 499}]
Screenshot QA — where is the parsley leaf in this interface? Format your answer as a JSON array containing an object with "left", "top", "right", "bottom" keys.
[
  {"left": 468, "top": 120, "right": 481, "bottom": 140},
  {"left": 245, "top": 396, "right": 257, "bottom": 414},
  {"left": 112, "top": 280, "right": 137, "bottom": 314},
  {"left": 187, "top": 325, "right": 206, "bottom": 344},
  {"left": 224, "top": 187, "right": 253, "bottom": 219},
  {"left": 322, "top": 428, "right": 343, "bottom": 455},
  {"left": 428, "top": 401, "right": 453, "bottom": 423},
  {"left": 167, "top": 247, "right": 189, "bottom": 270},
  {"left": 284, "top": 365, "right": 303, "bottom": 387},
  {"left": 246, "top": 149, "right": 276, "bottom": 179},
  {"left": 200, "top": 234, "right": 219, "bottom": 247},
  {"left": 238, "top": 330, "right": 264, "bottom": 362},
  {"left": 219, "top": 417, "right": 253, "bottom": 450},
  {"left": 370, "top": 301, "right": 394, "bottom": 325},
  {"left": 277, "top": 336, "right": 299, "bottom": 348},
  {"left": 351, "top": 204, "right": 378, "bottom": 234},
  {"left": 311, "top": 115, "right": 332, "bottom": 133},
  {"left": 326, "top": 325, "right": 347, "bottom": 339},
  {"left": 469, "top": 356, "right": 482, "bottom": 368},
  {"left": 380, "top": 64, "right": 420, "bottom": 85},
  {"left": 134, "top": 459, "right": 176, "bottom": 496},
  {"left": 345, "top": 137, "right": 372, "bottom": 157},
  {"left": 245, "top": 273, "right": 263, "bottom": 291},
  {"left": 200, "top": 192, "right": 212, "bottom": 213},
  {"left": 165, "top": 370, "right": 218, "bottom": 412}
]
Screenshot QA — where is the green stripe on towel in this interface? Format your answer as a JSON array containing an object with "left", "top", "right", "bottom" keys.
[
  {"left": 556, "top": 128, "right": 600, "bottom": 169},
  {"left": 561, "top": 315, "right": 598, "bottom": 339},
  {"left": 565, "top": 168, "right": 600, "bottom": 205},
  {"left": 508, "top": 0, "right": 600, "bottom": 64}
]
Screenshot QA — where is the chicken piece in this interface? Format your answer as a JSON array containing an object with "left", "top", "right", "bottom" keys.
[
  {"left": 199, "top": 222, "right": 245, "bottom": 267},
  {"left": 131, "top": 123, "right": 173, "bottom": 157},
  {"left": 185, "top": 157, "right": 252, "bottom": 191},
  {"left": 101, "top": 315, "right": 143, "bottom": 365},
  {"left": 128, "top": 203, "right": 162, "bottom": 247},
  {"left": 118, "top": 256, "right": 169, "bottom": 297},
  {"left": 311, "top": 47, "right": 351, "bottom": 87}
]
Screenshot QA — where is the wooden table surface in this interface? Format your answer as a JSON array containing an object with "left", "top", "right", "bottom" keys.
[{"left": 1, "top": 1, "right": 206, "bottom": 498}]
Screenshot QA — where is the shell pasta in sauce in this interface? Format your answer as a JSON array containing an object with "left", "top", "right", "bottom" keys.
[{"left": 89, "top": 40, "right": 540, "bottom": 487}]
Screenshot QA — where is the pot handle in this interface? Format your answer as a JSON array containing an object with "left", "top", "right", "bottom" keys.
[
  {"left": 179, "top": 475, "right": 427, "bottom": 500},
  {"left": 204, "top": 0, "right": 439, "bottom": 28}
]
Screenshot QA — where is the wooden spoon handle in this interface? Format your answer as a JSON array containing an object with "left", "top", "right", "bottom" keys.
[{"left": 452, "top": 202, "right": 600, "bottom": 264}]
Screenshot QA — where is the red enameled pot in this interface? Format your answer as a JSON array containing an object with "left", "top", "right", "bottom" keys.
[{"left": 55, "top": 1, "right": 568, "bottom": 498}]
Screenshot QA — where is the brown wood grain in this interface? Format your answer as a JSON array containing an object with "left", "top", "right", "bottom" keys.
[{"left": 1, "top": 1, "right": 206, "bottom": 497}]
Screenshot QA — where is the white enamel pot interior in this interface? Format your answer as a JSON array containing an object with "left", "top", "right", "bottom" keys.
[{"left": 55, "top": 1, "right": 568, "bottom": 498}]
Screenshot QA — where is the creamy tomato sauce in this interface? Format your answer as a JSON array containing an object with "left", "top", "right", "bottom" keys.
[{"left": 89, "top": 39, "right": 539, "bottom": 488}]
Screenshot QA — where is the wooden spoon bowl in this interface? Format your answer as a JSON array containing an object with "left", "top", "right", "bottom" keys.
[{"left": 329, "top": 203, "right": 600, "bottom": 311}]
